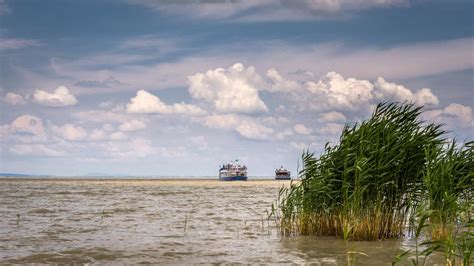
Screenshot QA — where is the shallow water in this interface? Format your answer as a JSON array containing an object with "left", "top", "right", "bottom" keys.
[{"left": 0, "top": 178, "right": 444, "bottom": 264}]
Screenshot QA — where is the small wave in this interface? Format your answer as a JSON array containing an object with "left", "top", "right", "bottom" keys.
[
  {"left": 107, "top": 207, "right": 138, "bottom": 214},
  {"left": 148, "top": 191, "right": 192, "bottom": 196},
  {"left": 161, "top": 251, "right": 196, "bottom": 258},
  {"left": 3, "top": 247, "right": 124, "bottom": 264},
  {"left": 28, "top": 208, "right": 55, "bottom": 214},
  {"left": 77, "top": 228, "right": 98, "bottom": 233}
]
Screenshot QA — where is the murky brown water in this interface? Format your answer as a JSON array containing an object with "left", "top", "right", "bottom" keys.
[{"left": 0, "top": 178, "right": 444, "bottom": 264}]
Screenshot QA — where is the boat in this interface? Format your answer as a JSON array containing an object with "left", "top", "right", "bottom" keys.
[
  {"left": 275, "top": 166, "right": 291, "bottom": 180},
  {"left": 219, "top": 160, "right": 248, "bottom": 181}
]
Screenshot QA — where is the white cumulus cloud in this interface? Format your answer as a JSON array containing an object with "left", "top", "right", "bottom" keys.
[
  {"left": 0, "top": 115, "right": 49, "bottom": 145},
  {"left": 374, "top": 77, "right": 439, "bottom": 106},
  {"left": 4, "top": 92, "right": 26, "bottom": 105},
  {"left": 319, "top": 111, "right": 347, "bottom": 123},
  {"left": 203, "top": 114, "right": 273, "bottom": 140},
  {"left": 52, "top": 123, "right": 87, "bottom": 141},
  {"left": 291, "top": 71, "right": 441, "bottom": 117},
  {"left": 188, "top": 63, "right": 268, "bottom": 114},
  {"left": 236, "top": 120, "right": 274, "bottom": 140},
  {"left": 306, "top": 72, "right": 374, "bottom": 111},
  {"left": 293, "top": 123, "right": 311, "bottom": 135},
  {"left": 266, "top": 68, "right": 300, "bottom": 92},
  {"left": 126, "top": 89, "right": 206, "bottom": 115},
  {"left": 33, "top": 86, "right": 77, "bottom": 107},
  {"left": 424, "top": 103, "right": 473, "bottom": 130},
  {"left": 9, "top": 115, "right": 45, "bottom": 136},
  {"left": 119, "top": 119, "right": 147, "bottom": 131}
]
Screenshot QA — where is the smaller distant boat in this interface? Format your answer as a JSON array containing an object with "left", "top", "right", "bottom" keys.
[
  {"left": 219, "top": 160, "right": 248, "bottom": 181},
  {"left": 275, "top": 166, "right": 291, "bottom": 180}
]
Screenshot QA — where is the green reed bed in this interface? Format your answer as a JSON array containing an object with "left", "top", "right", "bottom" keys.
[
  {"left": 423, "top": 140, "right": 473, "bottom": 241},
  {"left": 275, "top": 102, "right": 472, "bottom": 244}
]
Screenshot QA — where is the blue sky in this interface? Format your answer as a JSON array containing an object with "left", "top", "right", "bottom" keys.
[{"left": 0, "top": 0, "right": 473, "bottom": 176}]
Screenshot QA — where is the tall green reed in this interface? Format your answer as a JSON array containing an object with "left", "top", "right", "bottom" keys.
[
  {"left": 276, "top": 102, "right": 472, "bottom": 242},
  {"left": 423, "top": 140, "right": 473, "bottom": 240}
]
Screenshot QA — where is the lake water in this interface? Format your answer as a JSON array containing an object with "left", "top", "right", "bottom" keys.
[{"left": 0, "top": 178, "right": 444, "bottom": 264}]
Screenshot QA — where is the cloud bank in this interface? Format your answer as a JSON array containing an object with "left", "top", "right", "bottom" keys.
[{"left": 1, "top": 63, "right": 471, "bottom": 177}]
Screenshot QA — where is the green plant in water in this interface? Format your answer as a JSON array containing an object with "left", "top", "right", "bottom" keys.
[
  {"left": 274, "top": 102, "right": 472, "bottom": 265},
  {"left": 392, "top": 208, "right": 432, "bottom": 266},
  {"left": 278, "top": 102, "right": 446, "bottom": 240},
  {"left": 393, "top": 209, "right": 473, "bottom": 266},
  {"left": 276, "top": 102, "right": 472, "bottom": 243},
  {"left": 422, "top": 140, "right": 473, "bottom": 241},
  {"left": 404, "top": 141, "right": 473, "bottom": 265}
]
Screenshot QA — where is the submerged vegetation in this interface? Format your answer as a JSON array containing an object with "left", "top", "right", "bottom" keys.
[{"left": 273, "top": 102, "right": 472, "bottom": 262}]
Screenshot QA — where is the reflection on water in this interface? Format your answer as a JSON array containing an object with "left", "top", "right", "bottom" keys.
[{"left": 0, "top": 179, "right": 443, "bottom": 264}]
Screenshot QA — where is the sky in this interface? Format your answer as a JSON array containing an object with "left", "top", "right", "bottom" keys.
[{"left": 0, "top": 0, "right": 473, "bottom": 176}]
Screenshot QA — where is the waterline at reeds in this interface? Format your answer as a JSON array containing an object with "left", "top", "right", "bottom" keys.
[{"left": 274, "top": 102, "right": 473, "bottom": 245}]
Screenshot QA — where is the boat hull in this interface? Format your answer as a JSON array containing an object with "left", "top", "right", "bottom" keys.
[
  {"left": 219, "top": 175, "right": 248, "bottom": 181},
  {"left": 275, "top": 174, "right": 291, "bottom": 180}
]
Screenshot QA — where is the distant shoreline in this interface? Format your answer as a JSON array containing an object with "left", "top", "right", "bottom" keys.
[
  {"left": 0, "top": 178, "right": 294, "bottom": 187},
  {"left": 0, "top": 176, "right": 292, "bottom": 180}
]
